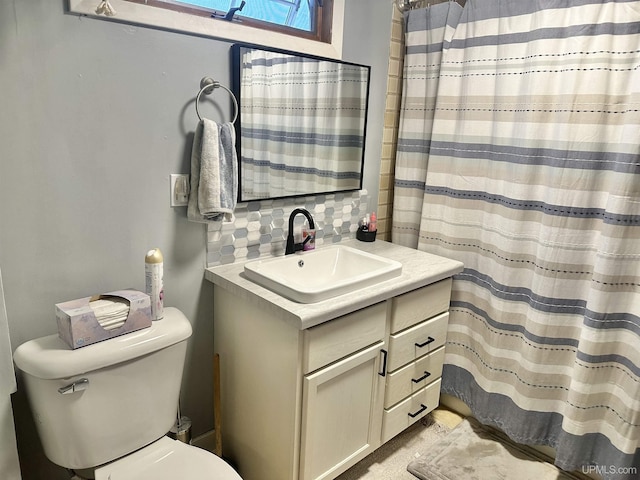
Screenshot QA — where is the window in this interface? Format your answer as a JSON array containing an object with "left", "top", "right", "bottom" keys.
[
  {"left": 130, "top": 0, "right": 329, "bottom": 41},
  {"left": 68, "top": 0, "right": 344, "bottom": 59}
]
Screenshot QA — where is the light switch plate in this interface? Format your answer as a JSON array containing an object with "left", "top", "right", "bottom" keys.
[{"left": 170, "top": 174, "right": 190, "bottom": 207}]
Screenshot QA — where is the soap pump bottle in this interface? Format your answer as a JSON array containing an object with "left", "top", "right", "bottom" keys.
[
  {"left": 369, "top": 212, "right": 377, "bottom": 232},
  {"left": 145, "top": 248, "right": 164, "bottom": 320},
  {"left": 302, "top": 221, "right": 316, "bottom": 251}
]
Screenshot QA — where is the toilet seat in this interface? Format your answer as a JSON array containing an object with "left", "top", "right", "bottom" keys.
[{"left": 94, "top": 436, "right": 242, "bottom": 480}]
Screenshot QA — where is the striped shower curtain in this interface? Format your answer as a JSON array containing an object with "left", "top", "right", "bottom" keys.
[{"left": 392, "top": 1, "right": 640, "bottom": 477}]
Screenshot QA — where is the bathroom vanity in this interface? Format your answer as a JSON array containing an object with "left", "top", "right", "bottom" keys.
[{"left": 205, "top": 240, "right": 463, "bottom": 480}]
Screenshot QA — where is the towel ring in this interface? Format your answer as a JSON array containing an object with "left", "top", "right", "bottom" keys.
[{"left": 195, "top": 77, "right": 239, "bottom": 123}]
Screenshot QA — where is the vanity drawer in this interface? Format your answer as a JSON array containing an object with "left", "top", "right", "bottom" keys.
[
  {"left": 303, "top": 302, "right": 386, "bottom": 374},
  {"left": 387, "top": 312, "right": 448, "bottom": 372},
  {"left": 382, "top": 378, "right": 441, "bottom": 443},
  {"left": 384, "top": 346, "right": 445, "bottom": 408},
  {"left": 390, "top": 279, "right": 452, "bottom": 334}
]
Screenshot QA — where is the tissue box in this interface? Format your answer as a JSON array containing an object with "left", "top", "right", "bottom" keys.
[{"left": 56, "top": 289, "right": 152, "bottom": 349}]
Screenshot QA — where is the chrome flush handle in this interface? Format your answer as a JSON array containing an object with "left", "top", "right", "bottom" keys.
[{"left": 58, "top": 378, "right": 90, "bottom": 395}]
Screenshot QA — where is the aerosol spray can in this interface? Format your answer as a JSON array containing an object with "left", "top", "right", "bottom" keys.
[{"left": 145, "top": 248, "right": 164, "bottom": 320}]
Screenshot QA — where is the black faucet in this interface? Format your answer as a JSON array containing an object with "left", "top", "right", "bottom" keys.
[{"left": 285, "top": 208, "right": 316, "bottom": 255}]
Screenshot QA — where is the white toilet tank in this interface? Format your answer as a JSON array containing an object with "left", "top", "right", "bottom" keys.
[{"left": 13, "top": 307, "right": 193, "bottom": 470}]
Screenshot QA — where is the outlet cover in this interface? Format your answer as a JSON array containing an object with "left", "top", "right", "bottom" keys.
[{"left": 170, "top": 174, "right": 190, "bottom": 207}]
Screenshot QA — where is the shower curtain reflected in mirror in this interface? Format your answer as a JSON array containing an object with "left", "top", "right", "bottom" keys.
[
  {"left": 235, "top": 46, "right": 369, "bottom": 201},
  {"left": 392, "top": 1, "right": 640, "bottom": 477}
]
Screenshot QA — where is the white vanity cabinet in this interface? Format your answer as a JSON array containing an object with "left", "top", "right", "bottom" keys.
[{"left": 208, "top": 240, "right": 463, "bottom": 480}]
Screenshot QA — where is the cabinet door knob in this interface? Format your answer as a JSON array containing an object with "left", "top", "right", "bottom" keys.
[
  {"left": 408, "top": 403, "right": 428, "bottom": 418},
  {"left": 411, "top": 371, "right": 431, "bottom": 383},
  {"left": 415, "top": 337, "right": 435, "bottom": 348}
]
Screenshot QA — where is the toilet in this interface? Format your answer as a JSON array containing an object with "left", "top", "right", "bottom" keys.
[{"left": 13, "top": 307, "right": 241, "bottom": 480}]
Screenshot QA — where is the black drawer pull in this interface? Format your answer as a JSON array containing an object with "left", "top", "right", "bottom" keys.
[
  {"left": 415, "top": 337, "right": 435, "bottom": 348},
  {"left": 408, "top": 403, "right": 428, "bottom": 418},
  {"left": 378, "top": 349, "right": 388, "bottom": 377},
  {"left": 411, "top": 371, "right": 431, "bottom": 383}
]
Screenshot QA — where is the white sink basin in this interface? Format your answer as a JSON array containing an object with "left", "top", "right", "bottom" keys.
[{"left": 243, "top": 245, "right": 402, "bottom": 303}]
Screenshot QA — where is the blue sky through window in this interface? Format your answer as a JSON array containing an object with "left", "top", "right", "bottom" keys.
[{"left": 173, "top": 0, "right": 312, "bottom": 32}]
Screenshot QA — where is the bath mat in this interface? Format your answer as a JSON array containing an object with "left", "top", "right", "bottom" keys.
[{"left": 407, "top": 417, "right": 587, "bottom": 480}]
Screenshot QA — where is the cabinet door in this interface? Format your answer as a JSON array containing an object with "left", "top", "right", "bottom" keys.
[{"left": 300, "top": 342, "right": 386, "bottom": 480}]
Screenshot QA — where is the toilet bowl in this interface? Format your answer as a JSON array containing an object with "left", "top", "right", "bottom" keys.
[
  {"left": 94, "top": 436, "right": 240, "bottom": 480},
  {"left": 13, "top": 307, "right": 241, "bottom": 479}
]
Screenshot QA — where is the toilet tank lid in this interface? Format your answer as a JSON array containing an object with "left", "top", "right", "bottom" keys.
[{"left": 13, "top": 307, "right": 193, "bottom": 380}]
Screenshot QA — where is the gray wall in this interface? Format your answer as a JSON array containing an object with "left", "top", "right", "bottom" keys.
[{"left": 0, "top": 0, "right": 392, "bottom": 478}]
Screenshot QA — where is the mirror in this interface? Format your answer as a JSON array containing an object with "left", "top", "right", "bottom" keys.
[{"left": 231, "top": 44, "right": 370, "bottom": 201}]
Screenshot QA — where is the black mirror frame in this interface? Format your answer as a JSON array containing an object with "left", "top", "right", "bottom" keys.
[{"left": 231, "top": 43, "right": 370, "bottom": 202}]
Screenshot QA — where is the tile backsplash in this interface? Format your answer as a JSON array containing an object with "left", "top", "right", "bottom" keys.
[{"left": 206, "top": 190, "right": 369, "bottom": 267}]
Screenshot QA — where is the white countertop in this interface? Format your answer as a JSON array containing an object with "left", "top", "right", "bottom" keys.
[{"left": 205, "top": 239, "right": 464, "bottom": 330}]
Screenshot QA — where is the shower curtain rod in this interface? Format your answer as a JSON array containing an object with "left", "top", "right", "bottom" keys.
[{"left": 394, "top": 0, "right": 462, "bottom": 12}]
